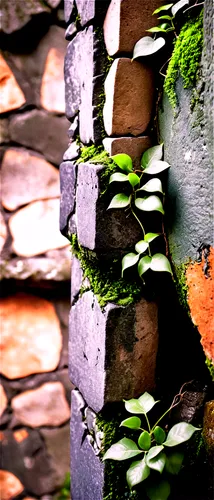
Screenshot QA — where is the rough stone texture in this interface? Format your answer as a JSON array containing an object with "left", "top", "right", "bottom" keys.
[
  {"left": 159, "top": 78, "right": 213, "bottom": 264},
  {"left": 186, "top": 247, "right": 214, "bottom": 362},
  {"left": 0, "top": 0, "right": 50, "bottom": 33},
  {"left": 11, "top": 382, "right": 70, "bottom": 427},
  {"left": 104, "top": 0, "right": 164, "bottom": 55},
  {"left": 103, "top": 136, "right": 152, "bottom": 168},
  {"left": 3, "top": 26, "right": 67, "bottom": 108},
  {"left": 9, "top": 199, "right": 68, "bottom": 257},
  {"left": 65, "top": 23, "right": 77, "bottom": 40},
  {"left": 1, "top": 429, "right": 63, "bottom": 495},
  {"left": 70, "top": 390, "right": 104, "bottom": 500},
  {"left": 76, "top": 163, "right": 141, "bottom": 250},
  {"left": 0, "top": 213, "right": 7, "bottom": 253},
  {"left": 0, "top": 119, "right": 10, "bottom": 143},
  {"left": 9, "top": 110, "right": 69, "bottom": 165},
  {"left": 0, "top": 471, "right": 24, "bottom": 500},
  {"left": 203, "top": 400, "right": 214, "bottom": 500},
  {"left": 0, "top": 55, "right": 25, "bottom": 113},
  {"left": 63, "top": 140, "right": 80, "bottom": 161},
  {"left": 70, "top": 256, "right": 83, "bottom": 305},
  {"left": 0, "top": 385, "right": 8, "bottom": 417},
  {"left": 0, "top": 247, "right": 71, "bottom": 281},
  {"left": 65, "top": 27, "right": 105, "bottom": 143},
  {"left": 60, "top": 161, "right": 76, "bottom": 236},
  {"left": 40, "top": 425, "right": 70, "bottom": 486},
  {"left": 170, "top": 384, "right": 207, "bottom": 425},
  {"left": 1, "top": 149, "right": 60, "bottom": 211},
  {"left": 0, "top": 294, "right": 62, "bottom": 379},
  {"left": 203, "top": 0, "right": 214, "bottom": 169},
  {"left": 103, "top": 58, "right": 154, "bottom": 136},
  {"left": 64, "top": 0, "right": 74, "bottom": 23},
  {"left": 69, "top": 291, "right": 158, "bottom": 412},
  {"left": 40, "top": 47, "right": 65, "bottom": 114}
]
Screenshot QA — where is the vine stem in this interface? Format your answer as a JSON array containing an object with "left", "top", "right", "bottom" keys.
[
  {"left": 130, "top": 206, "right": 152, "bottom": 257},
  {"left": 145, "top": 413, "right": 151, "bottom": 432}
]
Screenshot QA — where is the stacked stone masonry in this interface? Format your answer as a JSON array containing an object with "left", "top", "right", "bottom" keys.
[{"left": 0, "top": 2, "right": 73, "bottom": 499}]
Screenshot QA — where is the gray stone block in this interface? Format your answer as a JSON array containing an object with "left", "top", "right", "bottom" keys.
[
  {"left": 69, "top": 290, "right": 158, "bottom": 412},
  {"left": 65, "top": 32, "right": 82, "bottom": 119},
  {"left": 64, "top": 0, "right": 74, "bottom": 23},
  {"left": 76, "top": 163, "right": 141, "bottom": 250},
  {"left": 70, "top": 390, "right": 104, "bottom": 500},
  {"left": 59, "top": 161, "right": 76, "bottom": 236}
]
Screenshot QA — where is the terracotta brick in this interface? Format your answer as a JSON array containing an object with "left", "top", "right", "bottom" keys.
[
  {"left": 103, "top": 136, "right": 152, "bottom": 168},
  {"left": 0, "top": 55, "right": 25, "bottom": 113},
  {"left": 0, "top": 471, "right": 24, "bottom": 500}
]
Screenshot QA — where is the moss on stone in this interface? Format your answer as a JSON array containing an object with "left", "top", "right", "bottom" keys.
[
  {"left": 164, "top": 10, "right": 204, "bottom": 107},
  {"left": 205, "top": 357, "right": 214, "bottom": 381},
  {"left": 70, "top": 235, "right": 142, "bottom": 308},
  {"left": 173, "top": 262, "right": 190, "bottom": 313}
]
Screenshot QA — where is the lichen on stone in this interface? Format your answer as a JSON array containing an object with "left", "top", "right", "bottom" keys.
[{"left": 164, "top": 10, "right": 204, "bottom": 107}]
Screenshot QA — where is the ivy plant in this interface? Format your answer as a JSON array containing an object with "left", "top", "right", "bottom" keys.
[
  {"left": 107, "top": 144, "right": 172, "bottom": 280},
  {"left": 132, "top": 1, "right": 190, "bottom": 59},
  {"left": 103, "top": 392, "right": 200, "bottom": 500}
]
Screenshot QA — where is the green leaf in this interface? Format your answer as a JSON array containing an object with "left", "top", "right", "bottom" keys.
[
  {"left": 107, "top": 193, "right": 131, "bottom": 210},
  {"left": 143, "top": 160, "right": 170, "bottom": 174},
  {"left": 135, "top": 240, "right": 149, "bottom": 254},
  {"left": 138, "top": 392, "right": 157, "bottom": 413},
  {"left": 138, "top": 431, "right": 151, "bottom": 451},
  {"left": 111, "top": 154, "right": 133, "bottom": 173},
  {"left": 128, "top": 173, "right": 140, "bottom": 187},
  {"left": 144, "top": 233, "right": 160, "bottom": 243},
  {"left": 109, "top": 172, "right": 128, "bottom": 183},
  {"left": 120, "top": 416, "right": 141, "bottom": 430},
  {"left": 153, "top": 426, "right": 166, "bottom": 445},
  {"left": 146, "top": 479, "right": 171, "bottom": 500},
  {"left": 153, "top": 4, "right": 173, "bottom": 14},
  {"left": 139, "top": 178, "right": 163, "bottom": 194},
  {"left": 164, "top": 423, "right": 200, "bottom": 447},
  {"left": 172, "top": 0, "right": 189, "bottom": 16},
  {"left": 150, "top": 254, "right": 172, "bottom": 274},
  {"left": 103, "top": 438, "right": 143, "bottom": 461},
  {"left": 146, "top": 26, "right": 168, "bottom": 33},
  {"left": 146, "top": 451, "right": 166, "bottom": 473},
  {"left": 165, "top": 451, "right": 184, "bottom": 475},
  {"left": 138, "top": 256, "right": 152, "bottom": 276},
  {"left": 147, "top": 445, "right": 164, "bottom": 461},
  {"left": 135, "top": 196, "right": 164, "bottom": 214},
  {"left": 124, "top": 398, "right": 146, "bottom": 414},
  {"left": 122, "top": 253, "right": 139, "bottom": 276},
  {"left": 126, "top": 458, "right": 150, "bottom": 489},
  {"left": 141, "top": 144, "right": 163, "bottom": 169},
  {"left": 158, "top": 15, "right": 173, "bottom": 20},
  {"left": 133, "top": 36, "right": 165, "bottom": 58}
]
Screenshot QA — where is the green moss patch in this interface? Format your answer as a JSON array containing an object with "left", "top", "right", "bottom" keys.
[
  {"left": 205, "top": 357, "right": 214, "bottom": 381},
  {"left": 164, "top": 10, "right": 204, "bottom": 107},
  {"left": 173, "top": 262, "right": 190, "bottom": 313}
]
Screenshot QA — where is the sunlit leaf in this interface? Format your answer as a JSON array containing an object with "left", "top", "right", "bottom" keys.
[
  {"left": 126, "top": 458, "right": 150, "bottom": 489},
  {"left": 146, "top": 451, "right": 166, "bottom": 473},
  {"left": 172, "top": 0, "right": 189, "bottom": 16},
  {"left": 165, "top": 451, "right": 184, "bottom": 474},
  {"left": 146, "top": 445, "right": 164, "bottom": 461},
  {"left": 135, "top": 196, "right": 164, "bottom": 214},
  {"left": 146, "top": 26, "right": 168, "bottom": 32},
  {"left": 158, "top": 15, "right": 173, "bottom": 20},
  {"left": 143, "top": 160, "right": 170, "bottom": 174},
  {"left": 139, "top": 178, "right": 163, "bottom": 193},
  {"left": 153, "top": 4, "right": 173, "bottom": 14},
  {"left": 135, "top": 240, "right": 149, "bottom": 254},
  {"left": 120, "top": 416, "right": 141, "bottom": 430},
  {"left": 124, "top": 398, "right": 146, "bottom": 414},
  {"left": 153, "top": 426, "right": 166, "bottom": 444},
  {"left": 138, "top": 431, "right": 151, "bottom": 451},
  {"left": 144, "top": 233, "right": 160, "bottom": 243},
  {"left": 133, "top": 36, "right": 165, "bottom": 59},
  {"left": 146, "top": 479, "right": 171, "bottom": 500},
  {"left": 128, "top": 173, "right": 140, "bottom": 187},
  {"left": 141, "top": 144, "right": 163, "bottom": 169},
  {"left": 109, "top": 172, "right": 128, "bottom": 183},
  {"left": 138, "top": 256, "right": 152, "bottom": 276},
  {"left": 150, "top": 254, "right": 172, "bottom": 274},
  {"left": 111, "top": 154, "right": 133, "bottom": 173},
  {"left": 107, "top": 193, "right": 131, "bottom": 210},
  {"left": 138, "top": 392, "right": 158, "bottom": 413},
  {"left": 103, "top": 438, "right": 142, "bottom": 461},
  {"left": 163, "top": 423, "right": 200, "bottom": 447},
  {"left": 122, "top": 253, "right": 139, "bottom": 276}
]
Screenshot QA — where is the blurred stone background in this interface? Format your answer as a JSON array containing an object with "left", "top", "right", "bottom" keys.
[{"left": 0, "top": 2, "right": 73, "bottom": 499}]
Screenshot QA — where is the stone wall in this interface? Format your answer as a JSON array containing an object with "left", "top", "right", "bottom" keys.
[{"left": 0, "top": 2, "right": 73, "bottom": 499}]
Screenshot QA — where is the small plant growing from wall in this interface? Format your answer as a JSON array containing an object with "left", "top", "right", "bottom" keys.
[
  {"left": 107, "top": 145, "right": 172, "bottom": 280},
  {"left": 103, "top": 391, "right": 200, "bottom": 500}
]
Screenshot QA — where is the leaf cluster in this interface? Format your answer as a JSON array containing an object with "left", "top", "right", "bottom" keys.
[
  {"left": 103, "top": 392, "right": 200, "bottom": 500},
  {"left": 107, "top": 145, "right": 172, "bottom": 280},
  {"left": 132, "top": 1, "right": 190, "bottom": 59}
]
